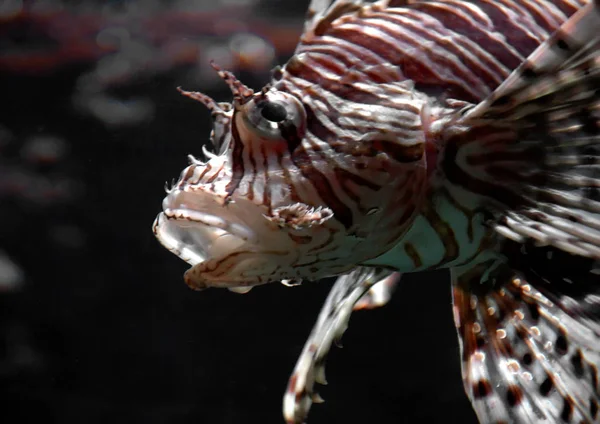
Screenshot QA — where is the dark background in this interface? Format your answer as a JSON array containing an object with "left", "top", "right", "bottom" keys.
[{"left": 1, "top": 0, "right": 475, "bottom": 422}]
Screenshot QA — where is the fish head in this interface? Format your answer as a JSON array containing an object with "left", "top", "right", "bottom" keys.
[{"left": 153, "top": 63, "right": 431, "bottom": 290}]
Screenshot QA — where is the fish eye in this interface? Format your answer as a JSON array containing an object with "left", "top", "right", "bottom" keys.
[
  {"left": 260, "top": 101, "right": 287, "bottom": 122},
  {"left": 241, "top": 91, "right": 306, "bottom": 141}
]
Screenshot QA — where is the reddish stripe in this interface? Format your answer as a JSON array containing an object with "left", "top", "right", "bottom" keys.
[
  {"left": 302, "top": 103, "right": 338, "bottom": 143},
  {"left": 285, "top": 53, "right": 389, "bottom": 105},
  {"left": 508, "top": 0, "right": 564, "bottom": 31},
  {"left": 551, "top": 0, "right": 587, "bottom": 16},
  {"left": 409, "top": 2, "right": 524, "bottom": 74},
  {"left": 373, "top": 12, "right": 504, "bottom": 89},
  {"left": 225, "top": 115, "right": 245, "bottom": 197},
  {"left": 291, "top": 146, "right": 354, "bottom": 229},
  {"left": 260, "top": 144, "right": 272, "bottom": 211},
  {"left": 475, "top": 1, "right": 545, "bottom": 56},
  {"left": 442, "top": 128, "right": 524, "bottom": 209}
]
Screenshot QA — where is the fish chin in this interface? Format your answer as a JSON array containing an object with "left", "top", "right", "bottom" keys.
[
  {"left": 153, "top": 186, "right": 306, "bottom": 290},
  {"left": 153, "top": 185, "right": 262, "bottom": 280},
  {"left": 152, "top": 209, "right": 250, "bottom": 268}
]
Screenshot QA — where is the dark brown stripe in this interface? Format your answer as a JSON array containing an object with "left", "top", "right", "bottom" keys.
[
  {"left": 473, "top": 379, "right": 492, "bottom": 398},
  {"left": 506, "top": 385, "right": 523, "bottom": 407},
  {"left": 301, "top": 82, "right": 421, "bottom": 135},
  {"left": 260, "top": 144, "right": 271, "bottom": 209},
  {"left": 299, "top": 35, "right": 383, "bottom": 64},
  {"left": 276, "top": 149, "right": 301, "bottom": 203},
  {"left": 291, "top": 146, "right": 354, "bottom": 229},
  {"left": 334, "top": 167, "right": 381, "bottom": 213},
  {"left": 552, "top": 0, "right": 585, "bottom": 17},
  {"left": 474, "top": 1, "right": 543, "bottom": 57},
  {"left": 285, "top": 54, "right": 390, "bottom": 105},
  {"left": 288, "top": 234, "right": 313, "bottom": 244},
  {"left": 196, "top": 162, "right": 213, "bottom": 184},
  {"left": 515, "top": 0, "right": 562, "bottom": 32},
  {"left": 180, "top": 165, "right": 195, "bottom": 184},
  {"left": 324, "top": 22, "right": 483, "bottom": 100},
  {"left": 371, "top": 12, "right": 504, "bottom": 89},
  {"left": 225, "top": 114, "right": 245, "bottom": 197},
  {"left": 442, "top": 128, "right": 523, "bottom": 210},
  {"left": 204, "top": 162, "right": 225, "bottom": 185},
  {"left": 389, "top": 186, "right": 417, "bottom": 236},
  {"left": 303, "top": 103, "right": 337, "bottom": 143},
  {"left": 404, "top": 242, "right": 422, "bottom": 268},
  {"left": 297, "top": 41, "right": 404, "bottom": 83},
  {"left": 540, "top": 375, "right": 554, "bottom": 396},
  {"left": 207, "top": 162, "right": 225, "bottom": 192},
  {"left": 560, "top": 396, "right": 573, "bottom": 422},
  {"left": 410, "top": 2, "right": 524, "bottom": 75},
  {"left": 438, "top": 186, "right": 476, "bottom": 242},
  {"left": 591, "top": 397, "right": 599, "bottom": 419},
  {"left": 245, "top": 135, "right": 257, "bottom": 201},
  {"left": 422, "top": 201, "right": 460, "bottom": 266},
  {"left": 279, "top": 119, "right": 304, "bottom": 153}
]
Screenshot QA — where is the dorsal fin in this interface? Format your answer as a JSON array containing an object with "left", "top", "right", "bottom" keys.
[
  {"left": 444, "top": 0, "right": 600, "bottom": 260},
  {"left": 463, "top": 0, "right": 600, "bottom": 120}
]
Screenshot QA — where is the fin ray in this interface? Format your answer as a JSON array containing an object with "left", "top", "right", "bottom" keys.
[
  {"left": 464, "top": 0, "right": 600, "bottom": 119},
  {"left": 453, "top": 252, "right": 600, "bottom": 423},
  {"left": 447, "top": 1, "right": 600, "bottom": 260},
  {"left": 283, "top": 268, "right": 398, "bottom": 424}
]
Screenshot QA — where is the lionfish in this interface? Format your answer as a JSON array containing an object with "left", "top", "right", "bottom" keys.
[{"left": 153, "top": 0, "right": 600, "bottom": 422}]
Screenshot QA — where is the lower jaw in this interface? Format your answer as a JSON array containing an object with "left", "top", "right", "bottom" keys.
[{"left": 182, "top": 267, "right": 262, "bottom": 292}]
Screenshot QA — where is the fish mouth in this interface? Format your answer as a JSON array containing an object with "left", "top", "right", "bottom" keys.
[
  {"left": 152, "top": 188, "right": 262, "bottom": 290},
  {"left": 152, "top": 208, "right": 256, "bottom": 266},
  {"left": 153, "top": 181, "right": 345, "bottom": 291}
]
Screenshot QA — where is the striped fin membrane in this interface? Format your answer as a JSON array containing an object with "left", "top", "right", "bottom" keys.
[
  {"left": 285, "top": 0, "right": 600, "bottom": 423},
  {"left": 452, "top": 0, "right": 600, "bottom": 259},
  {"left": 283, "top": 269, "right": 400, "bottom": 424},
  {"left": 451, "top": 0, "right": 600, "bottom": 422},
  {"left": 453, "top": 245, "right": 600, "bottom": 423}
]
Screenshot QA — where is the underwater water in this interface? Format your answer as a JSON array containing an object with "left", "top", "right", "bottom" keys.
[{"left": 1, "top": 0, "right": 475, "bottom": 422}]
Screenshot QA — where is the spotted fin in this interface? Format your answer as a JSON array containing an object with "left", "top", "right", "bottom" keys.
[
  {"left": 449, "top": 0, "right": 600, "bottom": 260},
  {"left": 447, "top": 5, "right": 600, "bottom": 418},
  {"left": 282, "top": 267, "right": 396, "bottom": 424},
  {"left": 453, "top": 243, "right": 600, "bottom": 423}
]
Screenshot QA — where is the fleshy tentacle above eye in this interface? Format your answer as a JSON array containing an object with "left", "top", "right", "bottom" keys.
[
  {"left": 177, "top": 87, "right": 234, "bottom": 156},
  {"left": 209, "top": 61, "right": 254, "bottom": 105}
]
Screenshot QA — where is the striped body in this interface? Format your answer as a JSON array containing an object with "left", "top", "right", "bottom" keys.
[
  {"left": 155, "top": 1, "right": 600, "bottom": 423},
  {"left": 273, "top": 0, "right": 587, "bottom": 272},
  {"left": 291, "top": 0, "right": 587, "bottom": 102},
  {"left": 154, "top": 0, "right": 591, "bottom": 286}
]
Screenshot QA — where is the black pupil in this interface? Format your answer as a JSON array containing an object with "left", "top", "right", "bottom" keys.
[{"left": 260, "top": 102, "right": 287, "bottom": 122}]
